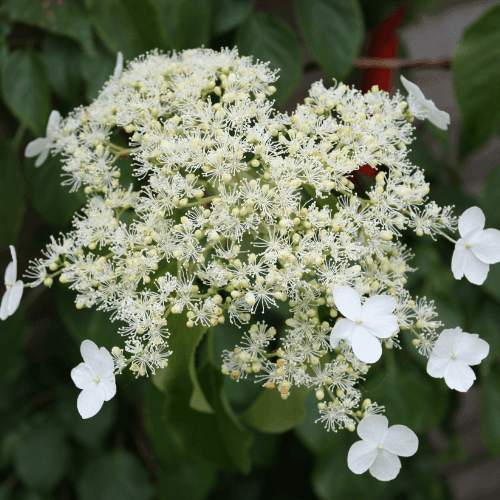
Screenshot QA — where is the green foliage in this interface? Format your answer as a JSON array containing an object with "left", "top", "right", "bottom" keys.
[
  {"left": 296, "top": 0, "right": 364, "bottom": 82},
  {"left": 0, "top": 141, "right": 25, "bottom": 245},
  {"left": 236, "top": 12, "right": 302, "bottom": 107},
  {"left": 452, "top": 3, "right": 500, "bottom": 160},
  {"left": 211, "top": 0, "right": 254, "bottom": 36},
  {"left": 481, "top": 366, "right": 500, "bottom": 457}
]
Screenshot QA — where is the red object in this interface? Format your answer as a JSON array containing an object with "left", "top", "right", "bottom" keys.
[{"left": 357, "top": 4, "right": 405, "bottom": 180}]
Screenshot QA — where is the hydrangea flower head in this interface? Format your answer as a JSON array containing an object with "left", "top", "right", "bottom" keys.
[
  {"left": 1, "top": 246, "right": 24, "bottom": 321},
  {"left": 427, "top": 327, "right": 489, "bottom": 392},
  {"left": 452, "top": 206, "right": 500, "bottom": 285}
]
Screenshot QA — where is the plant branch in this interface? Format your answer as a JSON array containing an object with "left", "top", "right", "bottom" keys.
[{"left": 304, "top": 58, "right": 451, "bottom": 73}]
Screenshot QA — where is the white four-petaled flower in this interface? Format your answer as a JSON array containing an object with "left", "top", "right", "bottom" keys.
[
  {"left": 451, "top": 206, "right": 500, "bottom": 285},
  {"left": 330, "top": 286, "right": 398, "bottom": 363},
  {"left": 400, "top": 75, "right": 450, "bottom": 130},
  {"left": 348, "top": 415, "right": 418, "bottom": 481},
  {"left": 1, "top": 245, "right": 24, "bottom": 321},
  {"left": 24, "top": 110, "right": 61, "bottom": 167},
  {"left": 71, "top": 340, "right": 116, "bottom": 419},
  {"left": 427, "top": 327, "right": 489, "bottom": 392}
]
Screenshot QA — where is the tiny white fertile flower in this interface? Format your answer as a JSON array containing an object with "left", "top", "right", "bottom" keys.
[
  {"left": 427, "top": 327, "right": 489, "bottom": 392},
  {"left": 400, "top": 75, "right": 450, "bottom": 130},
  {"left": 71, "top": 340, "right": 116, "bottom": 419},
  {"left": 451, "top": 206, "right": 500, "bottom": 285},
  {"left": 330, "top": 287, "right": 398, "bottom": 363},
  {"left": 0, "top": 245, "right": 24, "bottom": 320},
  {"left": 348, "top": 415, "right": 418, "bottom": 481},
  {"left": 24, "top": 110, "right": 61, "bottom": 167}
]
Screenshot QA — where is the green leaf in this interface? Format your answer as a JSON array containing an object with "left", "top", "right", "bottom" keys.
[
  {"left": 80, "top": 42, "right": 116, "bottom": 102},
  {"left": 481, "top": 366, "right": 500, "bottom": 457},
  {"left": 52, "top": 286, "right": 122, "bottom": 350},
  {"left": 0, "top": 141, "right": 25, "bottom": 245},
  {"left": 471, "top": 301, "right": 500, "bottom": 367},
  {"left": 211, "top": 0, "right": 253, "bottom": 36},
  {"left": 14, "top": 422, "right": 70, "bottom": 491},
  {"left": 24, "top": 151, "right": 86, "bottom": 227},
  {"left": 480, "top": 164, "right": 500, "bottom": 229},
  {"left": 76, "top": 451, "right": 154, "bottom": 500},
  {"left": 296, "top": 0, "right": 364, "bottom": 82},
  {"left": 56, "top": 390, "right": 117, "bottom": 449},
  {"left": 152, "top": 0, "right": 211, "bottom": 51},
  {"left": 483, "top": 264, "right": 500, "bottom": 304},
  {"left": 41, "top": 36, "right": 82, "bottom": 103},
  {"left": 452, "top": 4, "right": 500, "bottom": 160},
  {"left": 4, "top": 0, "right": 94, "bottom": 54},
  {"left": 87, "top": 0, "right": 167, "bottom": 60},
  {"left": 358, "top": 0, "right": 401, "bottom": 31},
  {"left": 240, "top": 384, "right": 309, "bottom": 433},
  {"left": 1, "top": 50, "right": 50, "bottom": 136},
  {"left": 235, "top": 12, "right": 302, "bottom": 107}
]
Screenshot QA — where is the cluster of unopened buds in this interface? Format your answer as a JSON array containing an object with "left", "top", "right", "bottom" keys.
[{"left": 3, "top": 47, "right": 499, "bottom": 481}]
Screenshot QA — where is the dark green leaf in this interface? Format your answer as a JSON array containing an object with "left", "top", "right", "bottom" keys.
[
  {"left": 359, "top": 0, "right": 401, "bottom": 31},
  {"left": 481, "top": 366, "right": 500, "bottom": 457},
  {"left": 211, "top": 0, "right": 253, "bottom": 36},
  {"left": 4, "top": 0, "right": 94, "bottom": 53},
  {"left": 76, "top": 451, "right": 154, "bottom": 500},
  {"left": 14, "top": 422, "right": 70, "bottom": 491},
  {"left": 483, "top": 264, "right": 500, "bottom": 303},
  {"left": 24, "top": 150, "right": 86, "bottom": 227},
  {"left": 41, "top": 36, "right": 82, "bottom": 103},
  {"left": 236, "top": 12, "right": 302, "bottom": 107},
  {"left": 296, "top": 0, "right": 364, "bottom": 82},
  {"left": 0, "top": 19, "right": 11, "bottom": 40},
  {"left": 240, "top": 383, "right": 309, "bottom": 433},
  {"left": 80, "top": 42, "right": 116, "bottom": 102},
  {"left": 452, "top": 4, "right": 500, "bottom": 160},
  {"left": 87, "top": 0, "right": 167, "bottom": 60},
  {"left": 471, "top": 301, "right": 500, "bottom": 368},
  {"left": 152, "top": 0, "right": 211, "bottom": 50},
  {"left": 0, "top": 141, "right": 25, "bottom": 245},
  {"left": 1, "top": 50, "right": 50, "bottom": 136},
  {"left": 480, "top": 164, "right": 500, "bottom": 229}
]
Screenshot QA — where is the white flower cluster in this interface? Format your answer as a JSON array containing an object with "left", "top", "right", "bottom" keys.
[{"left": 8, "top": 47, "right": 497, "bottom": 480}]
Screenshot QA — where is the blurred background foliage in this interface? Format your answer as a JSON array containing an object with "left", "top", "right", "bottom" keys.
[{"left": 0, "top": 0, "right": 499, "bottom": 499}]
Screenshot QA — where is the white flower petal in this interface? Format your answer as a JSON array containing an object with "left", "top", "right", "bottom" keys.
[
  {"left": 459, "top": 206, "right": 485, "bottom": 238},
  {"left": 114, "top": 52, "right": 123, "bottom": 78},
  {"left": 357, "top": 415, "right": 388, "bottom": 445},
  {"left": 5, "top": 246, "right": 17, "bottom": 283},
  {"left": 463, "top": 251, "right": 489, "bottom": 285},
  {"left": 0, "top": 288, "right": 11, "bottom": 320},
  {"left": 46, "top": 110, "right": 61, "bottom": 136},
  {"left": 363, "top": 313, "right": 398, "bottom": 339},
  {"left": 99, "top": 377, "right": 116, "bottom": 401},
  {"left": 451, "top": 241, "right": 467, "bottom": 280},
  {"left": 7, "top": 280, "right": 23, "bottom": 315},
  {"left": 362, "top": 295, "right": 396, "bottom": 318},
  {"left": 347, "top": 440, "right": 378, "bottom": 474},
  {"left": 400, "top": 76, "right": 425, "bottom": 101},
  {"left": 77, "top": 387, "right": 104, "bottom": 419},
  {"left": 330, "top": 318, "right": 355, "bottom": 348},
  {"left": 352, "top": 326, "right": 382, "bottom": 363},
  {"left": 80, "top": 340, "right": 101, "bottom": 373},
  {"left": 426, "top": 104, "right": 450, "bottom": 130},
  {"left": 71, "top": 363, "right": 94, "bottom": 390},
  {"left": 455, "top": 334, "right": 489, "bottom": 366},
  {"left": 24, "top": 137, "right": 48, "bottom": 158},
  {"left": 34, "top": 147, "right": 50, "bottom": 167},
  {"left": 427, "top": 354, "right": 450, "bottom": 379},
  {"left": 369, "top": 450, "right": 401, "bottom": 481},
  {"left": 383, "top": 425, "right": 418, "bottom": 457},
  {"left": 444, "top": 360, "right": 476, "bottom": 392},
  {"left": 333, "top": 286, "right": 361, "bottom": 321},
  {"left": 99, "top": 346, "right": 115, "bottom": 373},
  {"left": 432, "top": 327, "right": 464, "bottom": 357},
  {"left": 470, "top": 228, "right": 500, "bottom": 264}
]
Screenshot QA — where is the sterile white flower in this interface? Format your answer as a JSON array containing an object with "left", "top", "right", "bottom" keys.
[
  {"left": 71, "top": 340, "right": 116, "bottom": 419},
  {"left": 24, "top": 110, "right": 61, "bottom": 167},
  {"left": 330, "top": 287, "right": 398, "bottom": 363},
  {"left": 451, "top": 206, "right": 500, "bottom": 285},
  {"left": 400, "top": 75, "right": 450, "bottom": 130},
  {"left": 0, "top": 245, "right": 24, "bottom": 320},
  {"left": 427, "top": 327, "right": 489, "bottom": 392},
  {"left": 348, "top": 415, "right": 418, "bottom": 481},
  {"left": 100, "top": 51, "right": 123, "bottom": 97}
]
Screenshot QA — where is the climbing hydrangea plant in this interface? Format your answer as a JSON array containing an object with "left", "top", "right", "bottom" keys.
[{"left": 5, "top": 47, "right": 498, "bottom": 481}]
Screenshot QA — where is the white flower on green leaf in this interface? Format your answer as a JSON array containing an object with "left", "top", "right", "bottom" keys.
[
  {"left": 24, "top": 110, "right": 61, "bottom": 167},
  {"left": 0, "top": 246, "right": 24, "bottom": 321},
  {"left": 452, "top": 206, "right": 500, "bottom": 285},
  {"left": 71, "top": 340, "right": 116, "bottom": 419},
  {"left": 348, "top": 415, "right": 418, "bottom": 481},
  {"left": 427, "top": 327, "right": 489, "bottom": 392},
  {"left": 400, "top": 75, "right": 450, "bottom": 130},
  {"left": 330, "top": 286, "right": 398, "bottom": 364}
]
